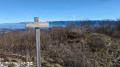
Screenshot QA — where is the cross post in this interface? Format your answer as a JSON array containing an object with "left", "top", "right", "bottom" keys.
[
  {"left": 25, "top": 17, "right": 49, "bottom": 67},
  {"left": 35, "top": 17, "right": 41, "bottom": 67}
]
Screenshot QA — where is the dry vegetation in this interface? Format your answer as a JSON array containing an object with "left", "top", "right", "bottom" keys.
[{"left": 0, "top": 20, "right": 120, "bottom": 67}]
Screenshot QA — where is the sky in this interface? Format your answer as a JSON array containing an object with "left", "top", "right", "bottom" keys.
[{"left": 0, "top": 0, "right": 120, "bottom": 23}]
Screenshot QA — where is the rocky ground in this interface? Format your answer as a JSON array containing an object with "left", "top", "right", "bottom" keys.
[{"left": 0, "top": 57, "right": 63, "bottom": 67}]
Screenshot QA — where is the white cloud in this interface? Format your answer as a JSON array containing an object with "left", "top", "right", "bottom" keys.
[
  {"left": 73, "top": 15, "right": 76, "bottom": 18},
  {"left": 95, "top": 18, "right": 102, "bottom": 20}
]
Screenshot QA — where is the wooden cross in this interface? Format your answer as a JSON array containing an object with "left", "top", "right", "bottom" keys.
[{"left": 25, "top": 17, "right": 49, "bottom": 67}]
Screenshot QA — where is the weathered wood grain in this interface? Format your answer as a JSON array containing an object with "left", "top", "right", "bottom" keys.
[
  {"left": 25, "top": 17, "right": 49, "bottom": 67},
  {"left": 34, "top": 17, "right": 41, "bottom": 67},
  {"left": 25, "top": 22, "right": 49, "bottom": 28}
]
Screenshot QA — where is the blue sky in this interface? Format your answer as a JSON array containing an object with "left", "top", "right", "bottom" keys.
[{"left": 0, "top": 0, "right": 120, "bottom": 23}]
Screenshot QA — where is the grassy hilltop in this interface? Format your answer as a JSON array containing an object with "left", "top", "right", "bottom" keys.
[{"left": 0, "top": 20, "right": 120, "bottom": 67}]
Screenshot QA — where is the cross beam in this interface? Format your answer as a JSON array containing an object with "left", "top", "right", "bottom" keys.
[
  {"left": 25, "top": 22, "right": 49, "bottom": 28},
  {"left": 25, "top": 17, "right": 49, "bottom": 67}
]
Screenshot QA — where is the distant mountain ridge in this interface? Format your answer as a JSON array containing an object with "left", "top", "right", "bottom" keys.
[{"left": 0, "top": 20, "right": 115, "bottom": 30}]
